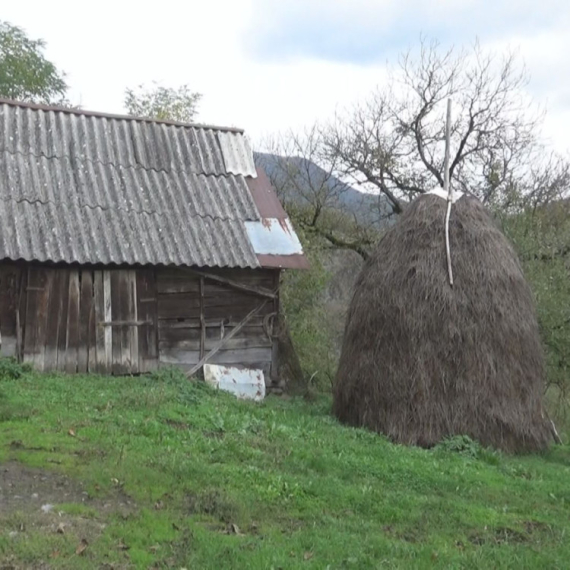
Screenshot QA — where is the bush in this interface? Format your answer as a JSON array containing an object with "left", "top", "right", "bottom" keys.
[
  {"left": 503, "top": 204, "right": 570, "bottom": 434},
  {"left": 147, "top": 366, "right": 188, "bottom": 385},
  {"left": 434, "top": 435, "right": 500, "bottom": 464},
  {"left": 434, "top": 435, "right": 483, "bottom": 457},
  {"left": 0, "top": 357, "right": 32, "bottom": 380},
  {"left": 280, "top": 227, "right": 338, "bottom": 391}
]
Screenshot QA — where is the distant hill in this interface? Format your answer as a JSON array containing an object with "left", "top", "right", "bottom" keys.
[{"left": 254, "top": 152, "right": 394, "bottom": 228}]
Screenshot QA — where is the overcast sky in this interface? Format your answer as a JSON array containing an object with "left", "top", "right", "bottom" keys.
[{"left": 3, "top": 0, "right": 569, "bottom": 153}]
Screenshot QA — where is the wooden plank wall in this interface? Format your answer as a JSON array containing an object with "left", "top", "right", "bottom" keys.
[
  {"left": 156, "top": 267, "right": 278, "bottom": 380},
  {"left": 0, "top": 263, "right": 280, "bottom": 382},
  {"left": 0, "top": 265, "right": 25, "bottom": 358},
  {"left": 0, "top": 264, "right": 159, "bottom": 374}
]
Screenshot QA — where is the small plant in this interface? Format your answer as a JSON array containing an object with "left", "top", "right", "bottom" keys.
[
  {"left": 0, "top": 357, "right": 32, "bottom": 380},
  {"left": 435, "top": 435, "right": 485, "bottom": 458},
  {"left": 147, "top": 366, "right": 188, "bottom": 384}
]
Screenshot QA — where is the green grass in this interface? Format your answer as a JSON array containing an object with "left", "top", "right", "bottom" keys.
[{"left": 1, "top": 365, "right": 569, "bottom": 569}]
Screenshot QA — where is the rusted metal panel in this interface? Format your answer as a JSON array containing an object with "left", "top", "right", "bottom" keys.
[
  {"left": 245, "top": 167, "right": 310, "bottom": 269},
  {"left": 256, "top": 253, "right": 310, "bottom": 270},
  {"left": 203, "top": 364, "right": 266, "bottom": 401},
  {"left": 246, "top": 167, "right": 288, "bottom": 219}
]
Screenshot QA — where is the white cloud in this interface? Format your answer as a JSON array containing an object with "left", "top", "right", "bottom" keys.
[{"left": 2, "top": 0, "right": 569, "bottom": 155}]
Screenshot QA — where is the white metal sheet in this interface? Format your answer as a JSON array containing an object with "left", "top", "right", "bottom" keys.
[
  {"left": 203, "top": 364, "right": 266, "bottom": 401},
  {"left": 244, "top": 218, "right": 304, "bottom": 256}
]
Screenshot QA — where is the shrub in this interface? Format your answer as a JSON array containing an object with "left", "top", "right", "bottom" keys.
[{"left": 0, "top": 357, "right": 32, "bottom": 380}]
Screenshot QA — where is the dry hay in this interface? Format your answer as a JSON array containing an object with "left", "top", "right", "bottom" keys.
[{"left": 333, "top": 193, "right": 551, "bottom": 452}]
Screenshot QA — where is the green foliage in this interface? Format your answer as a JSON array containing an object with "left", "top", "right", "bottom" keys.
[
  {"left": 435, "top": 435, "right": 483, "bottom": 457},
  {"left": 0, "top": 357, "right": 32, "bottom": 380},
  {"left": 147, "top": 364, "right": 188, "bottom": 385},
  {"left": 434, "top": 435, "right": 501, "bottom": 464},
  {"left": 124, "top": 82, "right": 202, "bottom": 122},
  {"left": 280, "top": 225, "right": 337, "bottom": 389},
  {"left": 0, "top": 20, "right": 67, "bottom": 104},
  {"left": 503, "top": 203, "right": 570, "bottom": 430},
  {"left": 0, "top": 371, "right": 569, "bottom": 568}
]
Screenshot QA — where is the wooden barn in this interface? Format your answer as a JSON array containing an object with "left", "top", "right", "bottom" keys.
[{"left": 0, "top": 99, "right": 307, "bottom": 390}]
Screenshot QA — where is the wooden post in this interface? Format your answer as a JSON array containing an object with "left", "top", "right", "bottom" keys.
[
  {"left": 199, "top": 276, "right": 205, "bottom": 359},
  {"left": 444, "top": 99, "right": 454, "bottom": 287},
  {"left": 103, "top": 270, "right": 112, "bottom": 370}
]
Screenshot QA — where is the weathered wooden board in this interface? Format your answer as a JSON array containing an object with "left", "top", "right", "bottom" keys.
[
  {"left": 110, "top": 271, "right": 127, "bottom": 374},
  {"left": 137, "top": 269, "right": 157, "bottom": 373},
  {"left": 13, "top": 264, "right": 278, "bottom": 377},
  {"left": 158, "top": 301, "right": 274, "bottom": 321},
  {"left": 16, "top": 269, "right": 28, "bottom": 361},
  {"left": 79, "top": 270, "right": 94, "bottom": 374},
  {"left": 157, "top": 292, "right": 271, "bottom": 320},
  {"left": 0, "top": 265, "right": 22, "bottom": 357},
  {"left": 65, "top": 270, "right": 80, "bottom": 373},
  {"left": 43, "top": 269, "right": 65, "bottom": 371},
  {"left": 128, "top": 270, "right": 139, "bottom": 373},
  {"left": 93, "top": 270, "right": 107, "bottom": 373},
  {"left": 158, "top": 316, "right": 268, "bottom": 330},
  {"left": 157, "top": 268, "right": 276, "bottom": 292},
  {"left": 22, "top": 267, "right": 52, "bottom": 370},
  {"left": 159, "top": 325, "right": 271, "bottom": 347},
  {"left": 103, "top": 271, "right": 113, "bottom": 371},
  {"left": 160, "top": 335, "right": 271, "bottom": 352},
  {"left": 55, "top": 271, "right": 70, "bottom": 372},
  {"left": 159, "top": 346, "right": 273, "bottom": 366}
]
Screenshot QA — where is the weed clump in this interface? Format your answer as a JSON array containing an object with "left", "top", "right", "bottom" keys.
[
  {"left": 434, "top": 434, "right": 500, "bottom": 464},
  {"left": 0, "top": 357, "right": 32, "bottom": 380}
]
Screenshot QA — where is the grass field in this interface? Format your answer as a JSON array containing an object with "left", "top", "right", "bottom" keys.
[{"left": 1, "top": 362, "right": 569, "bottom": 569}]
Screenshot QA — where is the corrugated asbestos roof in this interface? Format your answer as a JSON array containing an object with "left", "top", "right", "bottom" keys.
[{"left": 0, "top": 99, "right": 306, "bottom": 269}]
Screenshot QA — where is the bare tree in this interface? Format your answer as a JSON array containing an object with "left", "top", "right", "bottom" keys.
[
  {"left": 322, "top": 39, "right": 568, "bottom": 213},
  {"left": 258, "top": 126, "right": 347, "bottom": 224},
  {"left": 257, "top": 126, "right": 386, "bottom": 259}
]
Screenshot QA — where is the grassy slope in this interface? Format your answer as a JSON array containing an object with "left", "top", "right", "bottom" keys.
[{"left": 1, "top": 368, "right": 569, "bottom": 569}]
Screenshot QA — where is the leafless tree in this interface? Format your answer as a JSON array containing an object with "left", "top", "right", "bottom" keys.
[
  {"left": 257, "top": 126, "right": 383, "bottom": 259},
  {"left": 258, "top": 126, "right": 347, "bottom": 224},
  {"left": 322, "top": 38, "right": 569, "bottom": 213}
]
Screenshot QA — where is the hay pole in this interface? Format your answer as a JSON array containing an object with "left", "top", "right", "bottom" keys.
[{"left": 444, "top": 98, "right": 454, "bottom": 287}]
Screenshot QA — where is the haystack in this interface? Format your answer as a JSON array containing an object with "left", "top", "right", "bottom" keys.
[{"left": 333, "top": 192, "right": 552, "bottom": 452}]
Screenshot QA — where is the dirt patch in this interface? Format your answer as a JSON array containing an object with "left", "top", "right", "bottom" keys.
[
  {"left": 469, "top": 526, "right": 531, "bottom": 546},
  {"left": 1, "top": 462, "right": 89, "bottom": 514},
  {"left": 0, "top": 461, "right": 135, "bottom": 515},
  {"left": 1, "top": 461, "right": 137, "bottom": 556}
]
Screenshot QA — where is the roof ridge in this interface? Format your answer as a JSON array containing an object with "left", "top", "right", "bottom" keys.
[{"left": 0, "top": 97, "right": 245, "bottom": 134}]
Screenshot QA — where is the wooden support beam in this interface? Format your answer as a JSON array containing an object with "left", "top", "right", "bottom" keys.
[
  {"left": 199, "top": 276, "right": 205, "bottom": 359},
  {"left": 185, "top": 300, "right": 268, "bottom": 378},
  {"left": 99, "top": 320, "right": 152, "bottom": 327},
  {"left": 184, "top": 268, "right": 276, "bottom": 299}
]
